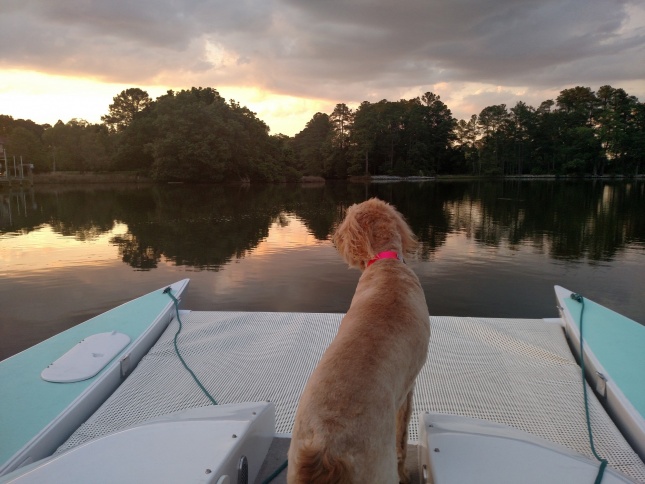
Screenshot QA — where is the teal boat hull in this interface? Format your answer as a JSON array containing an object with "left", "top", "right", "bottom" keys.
[
  {"left": 556, "top": 285, "right": 645, "bottom": 462},
  {"left": 0, "top": 280, "right": 190, "bottom": 477}
]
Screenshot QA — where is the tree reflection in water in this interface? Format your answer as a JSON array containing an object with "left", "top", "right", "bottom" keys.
[
  {"left": 1, "top": 180, "right": 644, "bottom": 270},
  {"left": 2, "top": 180, "right": 644, "bottom": 360}
]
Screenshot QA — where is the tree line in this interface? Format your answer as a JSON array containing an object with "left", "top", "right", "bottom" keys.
[{"left": 1, "top": 85, "right": 643, "bottom": 181}]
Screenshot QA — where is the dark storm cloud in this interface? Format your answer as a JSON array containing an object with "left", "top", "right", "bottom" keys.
[
  {"left": 270, "top": 0, "right": 645, "bottom": 92},
  {"left": 1, "top": 0, "right": 643, "bottom": 101}
]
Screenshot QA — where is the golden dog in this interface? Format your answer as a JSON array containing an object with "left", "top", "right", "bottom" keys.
[{"left": 287, "top": 198, "right": 431, "bottom": 483}]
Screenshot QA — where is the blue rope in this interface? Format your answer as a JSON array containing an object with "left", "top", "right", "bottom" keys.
[
  {"left": 164, "top": 287, "right": 218, "bottom": 406},
  {"left": 571, "top": 293, "right": 607, "bottom": 484}
]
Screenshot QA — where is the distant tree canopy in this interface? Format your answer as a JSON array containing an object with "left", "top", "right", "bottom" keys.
[
  {"left": 1, "top": 84, "right": 644, "bottom": 180},
  {"left": 450, "top": 85, "right": 645, "bottom": 177},
  {"left": 106, "top": 87, "right": 299, "bottom": 182},
  {"left": 42, "top": 119, "right": 110, "bottom": 172},
  {"left": 291, "top": 85, "right": 645, "bottom": 178},
  {"left": 291, "top": 94, "right": 457, "bottom": 178},
  {"left": 101, "top": 88, "right": 152, "bottom": 132}
]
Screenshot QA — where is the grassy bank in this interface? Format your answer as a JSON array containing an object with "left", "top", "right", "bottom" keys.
[
  {"left": 29, "top": 172, "right": 330, "bottom": 186},
  {"left": 33, "top": 172, "right": 153, "bottom": 184}
]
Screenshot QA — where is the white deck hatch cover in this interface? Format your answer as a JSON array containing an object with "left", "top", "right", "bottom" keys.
[
  {"left": 41, "top": 332, "right": 131, "bottom": 383},
  {"left": 418, "top": 412, "right": 634, "bottom": 483},
  {"left": 3, "top": 403, "right": 274, "bottom": 483}
]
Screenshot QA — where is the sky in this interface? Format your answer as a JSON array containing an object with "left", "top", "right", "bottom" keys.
[{"left": 1, "top": 0, "right": 644, "bottom": 136}]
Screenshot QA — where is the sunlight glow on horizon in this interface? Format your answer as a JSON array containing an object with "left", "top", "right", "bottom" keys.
[
  {"left": 0, "top": 223, "right": 129, "bottom": 274},
  {"left": 251, "top": 214, "right": 327, "bottom": 256},
  {"left": 0, "top": 70, "right": 171, "bottom": 126},
  {"left": 4, "top": 68, "right": 644, "bottom": 139},
  {"left": 0, "top": 69, "right": 329, "bottom": 136},
  {"left": 0, "top": 214, "right": 328, "bottom": 278},
  {"left": 218, "top": 86, "right": 333, "bottom": 136}
]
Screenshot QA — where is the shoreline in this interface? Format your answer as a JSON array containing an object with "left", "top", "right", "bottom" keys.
[
  {"left": 1, "top": 172, "right": 642, "bottom": 188},
  {"left": 350, "top": 173, "right": 645, "bottom": 182},
  {"left": 32, "top": 172, "right": 153, "bottom": 184}
]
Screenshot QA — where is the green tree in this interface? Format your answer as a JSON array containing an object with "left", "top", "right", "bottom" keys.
[
  {"left": 555, "top": 87, "right": 604, "bottom": 175},
  {"left": 329, "top": 103, "right": 352, "bottom": 151},
  {"left": 5, "top": 127, "right": 46, "bottom": 170},
  {"left": 629, "top": 103, "right": 645, "bottom": 175},
  {"left": 477, "top": 104, "right": 510, "bottom": 174},
  {"left": 348, "top": 95, "right": 456, "bottom": 176},
  {"left": 109, "top": 115, "right": 156, "bottom": 171},
  {"left": 455, "top": 115, "right": 480, "bottom": 174},
  {"left": 508, "top": 101, "right": 537, "bottom": 175},
  {"left": 292, "top": 113, "right": 333, "bottom": 176},
  {"left": 378, "top": 100, "right": 405, "bottom": 174},
  {"left": 531, "top": 100, "right": 563, "bottom": 174},
  {"left": 561, "top": 126, "right": 600, "bottom": 174},
  {"left": 556, "top": 86, "right": 599, "bottom": 126},
  {"left": 142, "top": 87, "right": 286, "bottom": 182},
  {"left": 101, "top": 88, "right": 152, "bottom": 132},
  {"left": 146, "top": 88, "right": 231, "bottom": 181},
  {"left": 42, "top": 120, "right": 68, "bottom": 171},
  {"left": 42, "top": 119, "right": 110, "bottom": 172},
  {"left": 595, "top": 85, "right": 640, "bottom": 174},
  {"left": 328, "top": 103, "right": 353, "bottom": 177},
  {"left": 417, "top": 92, "right": 457, "bottom": 174},
  {"left": 348, "top": 101, "right": 382, "bottom": 175}
]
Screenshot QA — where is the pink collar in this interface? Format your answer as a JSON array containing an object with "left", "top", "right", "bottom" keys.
[{"left": 367, "top": 251, "right": 402, "bottom": 268}]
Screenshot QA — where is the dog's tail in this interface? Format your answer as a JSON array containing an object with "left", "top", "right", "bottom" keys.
[{"left": 290, "top": 443, "right": 352, "bottom": 484}]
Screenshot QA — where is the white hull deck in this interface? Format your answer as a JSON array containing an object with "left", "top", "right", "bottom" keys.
[{"left": 50, "top": 311, "right": 645, "bottom": 483}]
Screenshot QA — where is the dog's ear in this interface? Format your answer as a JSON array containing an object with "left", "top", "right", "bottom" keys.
[
  {"left": 333, "top": 198, "right": 419, "bottom": 269},
  {"left": 394, "top": 207, "right": 418, "bottom": 258},
  {"left": 332, "top": 203, "right": 374, "bottom": 270},
  {"left": 369, "top": 198, "right": 418, "bottom": 258}
]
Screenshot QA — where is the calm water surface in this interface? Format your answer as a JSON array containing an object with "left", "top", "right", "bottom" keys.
[{"left": 1, "top": 180, "right": 644, "bottom": 360}]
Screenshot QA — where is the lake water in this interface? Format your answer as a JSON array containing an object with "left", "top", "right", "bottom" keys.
[{"left": 1, "top": 179, "right": 644, "bottom": 360}]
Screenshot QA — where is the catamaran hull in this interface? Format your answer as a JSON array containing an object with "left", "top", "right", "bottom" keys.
[{"left": 0, "top": 280, "right": 189, "bottom": 477}]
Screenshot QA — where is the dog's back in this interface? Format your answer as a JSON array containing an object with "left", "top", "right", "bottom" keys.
[
  {"left": 288, "top": 198, "right": 430, "bottom": 483},
  {"left": 287, "top": 262, "right": 428, "bottom": 483}
]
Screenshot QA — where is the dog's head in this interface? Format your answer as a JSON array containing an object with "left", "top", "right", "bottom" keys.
[{"left": 332, "top": 198, "right": 418, "bottom": 271}]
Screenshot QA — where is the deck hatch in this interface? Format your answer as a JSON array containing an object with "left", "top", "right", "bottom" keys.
[{"left": 41, "top": 332, "right": 131, "bottom": 383}]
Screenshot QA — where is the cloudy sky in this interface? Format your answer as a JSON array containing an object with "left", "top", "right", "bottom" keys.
[{"left": 1, "top": 0, "right": 644, "bottom": 136}]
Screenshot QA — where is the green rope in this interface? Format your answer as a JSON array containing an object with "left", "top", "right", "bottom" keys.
[
  {"left": 260, "top": 459, "right": 288, "bottom": 484},
  {"left": 571, "top": 293, "right": 607, "bottom": 484},
  {"left": 164, "top": 287, "right": 287, "bottom": 481},
  {"left": 164, "top": 287, "right": 218, "bottom": 406}
]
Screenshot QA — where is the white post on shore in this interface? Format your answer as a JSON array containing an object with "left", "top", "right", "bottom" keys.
[
  {"left": 13, "top": 156, "right": 17, "bottom": 178},
  {"left": 20, "top": 156, "right": 24, "bottom": 179}
]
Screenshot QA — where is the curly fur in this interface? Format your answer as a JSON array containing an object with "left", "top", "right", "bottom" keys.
[
  {"left": 288, "top": 198, "right": 431, "bottom": 484},
  {"left": 289, "top": 442, "right": 352, "bottom": 484},
  {"left": 332, "top": 198, "right": 418, "bottom": 270}
]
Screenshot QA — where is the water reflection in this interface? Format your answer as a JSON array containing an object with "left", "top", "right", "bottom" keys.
[
  {"left": 2, "top": 180, "right": 644, "bottom": 360},
  {"left": 1, "top": 181, "right": 644, "bottom": 269}
]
